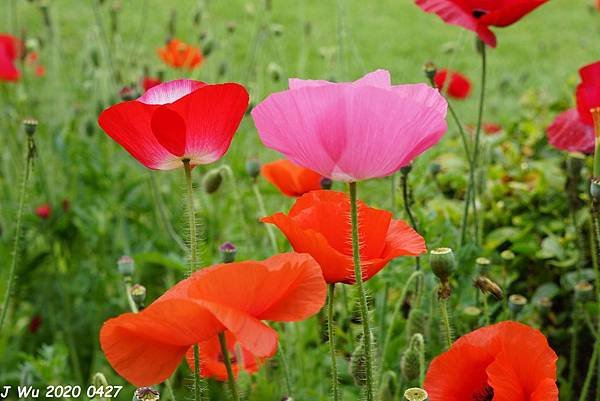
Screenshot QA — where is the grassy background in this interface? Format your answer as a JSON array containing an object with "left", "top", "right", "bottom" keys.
[{"left": 1, "top": 0, "right": 599, "bottom": 400}]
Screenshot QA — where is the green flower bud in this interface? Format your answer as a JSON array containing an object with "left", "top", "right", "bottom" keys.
[
  {"left": 246, "top": 159, "right": 261, "bottom": 179},
  {"left": 379, "top": 371, "right": 398, "bottom": 401},
  {"left": 117, "top": 255, "right": 135, "bottom": 277},
  {"left": 508, "top": 294, "right": 527, "bottom": 315},
  {"left": 23, "top": 118, "right": 38, "bottom": 136},
  {"left": 404, "top": 387, "right": 429, "bottom": 401},
  {"left": 267, "top": 62, "right": 282, "bottom": 82},
  {"left": 429, "top": 247, "right": 455, "bottom": 283},
  {"left": 401, "top": 334, "right": 424, "bottom": 382},
  {"left": 406, "top": 308, "right": 427, "bottom": 339},
  {"left": 203, "top": 169, "right": 223, "bottom": 194},
  {"left": 429, "top": 162, "right": 441, "bottom": 177}
]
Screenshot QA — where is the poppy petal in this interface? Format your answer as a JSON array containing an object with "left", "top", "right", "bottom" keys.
[
  {"left": 138, "top": 79, "right": 206, "bottom": 105},
  {"left": 288, "top": 69, "right": 391, "bottom": 90},
  {"left": 261, "top": 159, "right": 322, "bottom": 197},
  {"left": 151, "top": 106, "right": 187, "bottom": 157},
  {"left": 98, "top": 101, "right": 182, "bottom": 169},
  {"left": 480, "top": 1, "right": 550, "bottom": 27},
  {"left": 547, "top": 109, "right": 595, "bottom": 154}
]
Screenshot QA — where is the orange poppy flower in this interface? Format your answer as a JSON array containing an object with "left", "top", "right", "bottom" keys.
[
  {"left": 157, "top": 39, "right": 203, "bottom": 70},
  {"left": 261, "top": 159, "right": 323, "bottom": 197},
  {"left": 424, "top": 321, "right": 558, "bottom": 401},
  {"left": 100, "top": 253, "right": 326, "bottom": 386},
  {"left": 262, "top": 190, "right": 426, "bottom": 284}
]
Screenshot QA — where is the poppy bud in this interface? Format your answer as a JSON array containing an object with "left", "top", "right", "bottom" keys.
[
  {"left": 350, "top": 341, "right": 367, "bottom": 386},
  {"left": 92, "top": 372, "right": 109, "bottom": 388},
  {"left": 475, "top": 257, "right": 491, "bottom": 275},
  {"left": 400, "top": 164, "right": 413, "bottom": 176},
  {"left": 219, "top": 242, "right": 237, "bottom": 263},
  {"left": 130, "top": 284, "right": 146, "bottom": 307},
  {"left": 406, "top": 308, "right": 427, "bottom": 339},
  {"left": 535, "top": 297, "right": 552, "bottom": 315},
  {"left": 423, "top": 62, "right": 437, "bottom": 84},
  {"left": 404, "top": 388, "right": 429, "bottom": 401},
  {"left": 429, "top": 247, "right": 455, "bottom": 283},
  {"left": 429, "top": 162, "right": 441, "bottom": 177},
  {"left": 508, "top": 294, "right": 527, "bottom": 315},
  {"left": 133, "top": 387, "right": 159, "bottom": 401},
  {"left": 320, "top": 177, "right": 333, "bottom": 190},
  {"left": 117, "top": 255, "right": 135, "bottom": 277},
  {"left": 35, "top": 204, "right": 52, "bottom": 220},
  {"left": 473, "top": 276, "right": 503, "bottom": 300},
  {"left": 591, "top": 178, "right": 600, "bottom": 199},
  {"left": 246, "top": 159, "right": 261, "bottom": 179},
  {"left": 575, "top": 281, "right": 594, "bottom": 303},
  {"left": 268, "top": 62, "right": 282, "bottom": 82},
  {"left": 379, "top": 371, "right": 397, "bottom": 401},
  {"left": 203, "top": 169, "right": 223, "bottom": 194},
  {"left": 401, "top": 334, "right": 424, "bottom": 382},
  {"left": 23, "top": 118, "right": 38, "bottom": 136}
]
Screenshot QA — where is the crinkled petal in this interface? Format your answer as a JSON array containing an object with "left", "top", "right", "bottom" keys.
[
  {"left": 289, "top": 69, "right": 391, "bottom": 90},
  {"left": 138, "top": 79, "right": 206, "bottom": 105},
  {"left": 547, "top": 109, "right": 595, "bottom": 154}
]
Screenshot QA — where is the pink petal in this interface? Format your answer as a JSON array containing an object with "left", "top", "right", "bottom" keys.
[
  {"left": 289, "top": 69, "right": 391, "bottom": 90},
  {"left": 547, "top": 109, "right": 595, "bottom": 154},
  {"left": 252, "top": 80, "right": 447, "bottom": 182},
  {"left": 138, "top": 79, "right": 206, "bottom": 105}
]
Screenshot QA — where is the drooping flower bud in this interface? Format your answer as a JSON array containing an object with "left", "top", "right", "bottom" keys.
[
  {"left": 320, "top": 177, "right": 333, "bottom": 190},
  {"left": 429, "top": 248, "right": 455, "bottom": 283},
  {"left": 401, "top": 333, "right": 424, "bottom": 382},
  {"left": 575, "top": 281, "right": 594, "bottom": 303},
  {"left": 133, "top": 387, "right": 160, "bottom": 401},
  {"left": 117, "top": 255, "right": 135, "bottom": 277},
  {"left": 508, "top": 294, "right": 527, "bottom": 315},
  {"left": 203, "top": 169, "right": 223, "bottom": 194},
  {"left": 246, "top": 159, "right": 261, "bottom": 180},
  {"left": 404, "top": 387, "right": 429, "bottom": 401},
  {"left": 406, "top": 308, "right": 427, "bottom": 339},
  {"left": 378, "top": 371, "right": 397, "bottom": 401},
  {"left": 23, "top": 118, "right": 38, "bottom": 136},
  {"left": 473, "top": 276, "right": 503, "bottom": 300},
  {"left": 130, "top": 284, "right": 147, "bottom": 307},
  {"left": 350, "top": 341, "right": 367, "bottom": 387},
  {"left": 219, "top": 242, "right": 237, "bottom": 263}
]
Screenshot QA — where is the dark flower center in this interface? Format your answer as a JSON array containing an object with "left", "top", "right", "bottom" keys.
[
  {"left": 472, "top": 9, "right": 487, "bottom": 18},
  {"left": 473, "top": 386, "right": 494, "bottom": 401}
]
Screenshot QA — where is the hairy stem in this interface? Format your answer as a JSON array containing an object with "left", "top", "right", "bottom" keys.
[
  {"left": 349, "top": 182, "right": 374, "bottom": 401},
  {"left": 327, "top": 284, "right": 340, "bottom": 401},
  {"left": 438, "top": 297, "right": 454, "bottom": 350},
  {"left": 219, "top": 332, "right": 241, "bottom": 401}
]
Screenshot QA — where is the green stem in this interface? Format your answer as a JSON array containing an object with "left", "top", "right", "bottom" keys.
[
  {"left": 183, "top": 160, "right": 206, "bottom": 401},
  {"left": 164, "top": 380, "right": 177, "bottom": 401},
  {"left": 218, "top": 332, "right": 241, "bottom": 401},
  {"left": 124, "top": 280, "right": 138, "bottom": 313},
  {"left": 327, "top": 284, "right": 340, "bottom": 401},
  {"left": 278, "top": 339, "right": 293, "bottom": 397},
  {"left": 0, "top": 134, "right": 35, "bottom": 333},
  {"left": 482, "top": 294, "right": 490, "bottom": 326},
  {"left": 438, "top": 297, "right": 454, "bottom": 350},
  {"left": 568, "top": 301, "right": 580, "bottom": 396},
  {"left": 252, "top": 182, "right": 279, "bottom": 253},
  {"left": 579, "top": 344, "right": 598, "bottom": 401},
  {"left": 594, "top": 139, "right": 600, "bottom": 178},
  {"left": 348, "top": 182, "right": 374, "bottom": 401},
  {"left": 400, "top": 170, "right": 420, "bottom": 270}
]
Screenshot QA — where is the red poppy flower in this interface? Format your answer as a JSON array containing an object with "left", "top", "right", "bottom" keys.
[
  {"left": 261, "top": 159, "right": 323, "bottom": 197},
  {"left": 100, "top": 253, "right": 326, "bottom": 386},
  {"left": 158, "top": 39, "right": 203, "bottom": 70},
  {"left": 28, "top": 315, "right": 42, "bottom": 334},
  {"left": 424, "top": 321, "right": 558, "bottom": 401},
  {"left": 262, "top": 190, "right": 426, "bottom": 284},
  {"left": 547, "top": 109, "right": 595, "bottom": 154},
  {"left": 415, "top": 0, "right": 549, "bottom": 47},
  {"left": 142, "top": 77, "right": 162, "bottom": 92},
  {"left": 0, "top": 34, "right": 21, "bottom": 81},
  {"left": 434, "top": 69, "right": 472, "bottom": 99},
  {"left": 576, "top": 61, "right": 600, "bottom": 126},
  {"left": 483, "top": 123, "right": 502, "bottom": 135},
  {"left": 35, "top": 204, "right": 52, "bottom": 219},
  {"left": 98, "top": 79, "right": 248, "bottom": 170}
]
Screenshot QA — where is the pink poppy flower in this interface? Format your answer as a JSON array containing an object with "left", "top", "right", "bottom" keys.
[
  {"left": 547, "top": 109, "right": 595, "bottom": 154},
  {"left": 251, "top": 69, "right": 447, "bottom": 182},
  {"left": 0, "top": 34, "right": 21, "bottom": 81},
  {"left": 98, "top": 79, "right": 249, "bottom": 170},
  {"left": 414, "top": 0, "right": 549, "bottom": 48}
]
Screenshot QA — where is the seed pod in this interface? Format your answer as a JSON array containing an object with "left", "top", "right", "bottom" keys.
[
  {"left": 23, "top": 118, "right": 38, "bottom": 136},
  {"left": 203, "top": 169, "right": 223, "bottom": 194},
  {"left": 379, "top": 371, "right": 397, "bottom": 401},
  {"left": 500, "top": 250, "right": 515, "bottom": 261},
  {"left": 508, "top": 294, "right": 527, "bottom": 315},
  {"left": 404, "top": 387, "right": 429, "bottom": 401},
  {"left": 117, "top": 255, "right": 135, "bottom": 277},
  {"left": 130, "top": 284, "right": 147, "bottom": 307},
  {"left": 535, "top": 297, "right": 552, "bottom": 315},
  {"left": 429, "top": 248, "right": 455, "bottom": 283},
  {"left": 350, "top": 341, "right": 367, "bottom": 387},
  {"left": 475, "top": 257, "right": 491, "bottom": 275},
  {"left": 575, "top": 281, "right": 594, "bottom": 303},
  {"left": 592, "top": 177, "right": 600, "bottom": 199}
]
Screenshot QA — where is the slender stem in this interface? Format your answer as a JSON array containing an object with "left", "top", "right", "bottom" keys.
[
  {"left": 568, "top": 302, "right": 580, "bottom": 394},
  {"left": 400, "top": 169, "right": 420, "bottom": 270},
  {"left": 183, "top": 160, "right": 206, "bottom": 401},
  {"left": 278, "top": 339, "right": 293, "bottom": 397},
  {"left": 482, "top": 294, "right": 490, "bottom": 326},
  {"left": 0, "top": 134, "right": 35, "bottom": 333},
  {"left": 348, "top": 182, "right": 374, "bottom": 401},
  {"left": 124, "top": 280, "right": 138, "bottom": 313},
  {"left": 164, "top": 380, "right": 177, "bottom": 401},
  {"left": 438, "top": 297, "right": 454, "bottom": 350},
  {"left": 327, "top": 284, "right": 340, "bottom": 401},
  {"left": 218, "top": 332, "right": 241, "bottom": 401},
  {"left": 252, "top": 182, "right": 279, "bottom": 253},
  {"left": 579, "top": 344, "right": 598, "bottom": 401}
]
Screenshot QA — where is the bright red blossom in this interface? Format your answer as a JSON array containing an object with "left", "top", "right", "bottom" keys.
[
  {"left": 0, "top": 34, "right": 21, "bottom": 81},
  {"left": 261, "top": 159, "right": 323, "bottom": 197},
  {"left": 576, "top": 61, "right": 600, "bottom": 125},
  {"left": 415, "top": 0, "right": 549, "bottom": 47},
  {"left": 35, "top": 204, "right": 52, "bottom": 219},
  {"left": 424, "top": 321, "right": 558, "bottom": 401},
  {"left": 98, "top": 79, "right": 249, "bottom": 170},
  {"left": 434, "top": 69, "right": 471, "bottom": 99},
  {"left": 547, "top": 109, "right": 595, "bottom": 154},
  {"left": 100, "top": 253, "right": 326, "bottom": 386},
  {"left": 262, "top": 190, "right": 426, "bottom": 284},
  {"left": 158, "top": 39, "right": 203, "bottom": 70}
]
